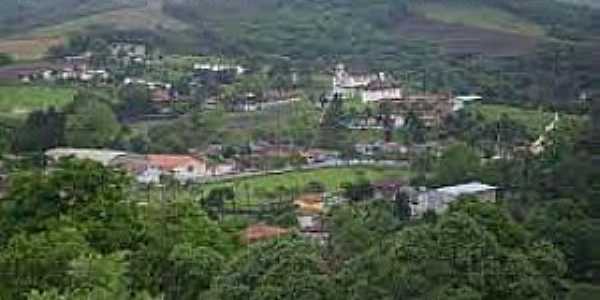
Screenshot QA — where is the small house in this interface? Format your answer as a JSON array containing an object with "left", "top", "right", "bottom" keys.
[
  {"left": 360, "top": 75, "right": 403, "bottom": 103},
  {"left": 300, "top": 149, "right": 339, "bottom": 164},
  {"left": 146, "top": 154, "right": 208, "bottom": 182},
  {"left": 294, "top": 193, "right": 324, "bottom": 215},
  {"left": 452, "top": 95, "right": 483, "bottom": 111},
  {"left": 411, "top": 182, "right": 497, "bottom": 217},
  {"left": 109, "top": 154, "right": 161, "bottom": 184}
]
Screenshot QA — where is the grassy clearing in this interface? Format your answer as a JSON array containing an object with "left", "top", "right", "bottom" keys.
[
  {"left": 200, "top": 166, "right": 410, "bottom": 206},
  {"left": 0, "top": 85, "right": 75, "bottom": 120},
  {"left": 471, "top": 103, "right": 555, "bottom": 134},
  {"left": 412, "top": 2, "right": 545, "bottom": 37}
]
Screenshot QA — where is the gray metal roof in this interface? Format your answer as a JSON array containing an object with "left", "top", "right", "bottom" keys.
[
  {"left": 45, "top": 148, "right": 128, "bottom": 166},
  {"left": 436, "top": 182, "right": 497, "bottom": 197}
]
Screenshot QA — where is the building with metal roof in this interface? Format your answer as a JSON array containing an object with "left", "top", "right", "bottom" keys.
[{"left": 45, "top": 148, "right": 128, "bottom": 166}]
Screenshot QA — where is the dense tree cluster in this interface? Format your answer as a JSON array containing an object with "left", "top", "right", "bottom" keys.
[{"left": 0, "top": 147, "right": 596, "bottom": 299}]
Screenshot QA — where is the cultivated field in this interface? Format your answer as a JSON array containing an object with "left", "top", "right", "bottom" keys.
[
  {"left": 396, "top": 16, "right": 540, "bottom": 57},
  {"left": 0, "top": 37, "right": 63, "bottom": 61}
]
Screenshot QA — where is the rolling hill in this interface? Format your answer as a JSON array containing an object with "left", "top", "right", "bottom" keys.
[
  {"left": 0, "top": 0, "right": 147, "bottom": 36},
  {"left": 0, "top": 0, "right": 598, "bottom": 62}
]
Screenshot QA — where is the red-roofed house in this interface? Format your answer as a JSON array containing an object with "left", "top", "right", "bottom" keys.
[
  {"left": 240, "top": 224, "right": 290, "bottom": 244},
  {"left": 146, "top": 154, "right": 208, "bottom": 182}
]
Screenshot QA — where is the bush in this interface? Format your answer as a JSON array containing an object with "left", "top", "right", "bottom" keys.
[{"left": 0, "top": 53, "right": 14, "bottom": 66}]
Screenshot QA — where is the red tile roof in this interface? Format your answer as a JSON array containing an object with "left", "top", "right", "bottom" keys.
[
  {"left": 240, "top": 224, "right": 290, "bottom": 244},
  {"left": 146, "top": 155, "right": 204, "bottom": 171}
]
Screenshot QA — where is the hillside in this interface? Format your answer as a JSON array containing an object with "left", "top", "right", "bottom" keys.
[
  {"left": 0, "top": 0, "right": 147, "bottom": 36},
  {"left": 0, "top": 0, "right": 184, "bottom": 61},
  {"left": 0, "top": 0, "right": 598, "bottom": 63},
  {"left": 556, "top": 0, "right": 600, "bottom": 8}
]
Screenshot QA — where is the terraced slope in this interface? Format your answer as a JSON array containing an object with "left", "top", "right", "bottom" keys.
[{"left": 411, "top": 2, "right": 545, "bottom": 37}]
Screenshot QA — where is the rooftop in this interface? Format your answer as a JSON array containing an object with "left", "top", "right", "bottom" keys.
[
  {"left": 454, "top": 95, "right": 483, "bottom": 102},
  {"left": 146, "top": 154, "right": 204, "bottom": 171},
  {"left": 436, "top": 182, "right": 497, "bottom": 196},
  {"left": 240, "top": 224, "right": 290, "bottom": 244},
  {"left": 45, "top": 148, "right": 127, "bottom": 166}
]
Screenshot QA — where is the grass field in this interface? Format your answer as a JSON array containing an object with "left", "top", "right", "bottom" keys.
[
  {"left": 412, "top": 2, "right": 545, "bottom": 37},
  {"left": 0, "top": 85, "right": 75, "bottom": 120},
  {"left": 470, "top": 103, "right": 583, "bottom": 135},
  {"left": 197, "top": 166, "right": 410, "bottom": 206}
]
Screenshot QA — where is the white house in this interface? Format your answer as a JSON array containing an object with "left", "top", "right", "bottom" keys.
[
  {"left": 207, "top": 160, "right": 237, "bottom": 176},
  {"left": 452, "top": 95, "right": 483, "bottom": 111},
  {"left": 333, "top": 64, "right": 403, "bottom": 103},
  {"left": 411, "top": 182, "right": 497, "bottom": 217},
  {"left": 193, "top": 63, "right": 246, "bottom": 75},
  {"left": 146, "top": 154, "right": 209, "bottom": 183},
  {"left": 332, "top": 64, "right": 378, "bottom": 98},
  {"left": 360, "top": 78, "right": 403, "bottom": 103}
]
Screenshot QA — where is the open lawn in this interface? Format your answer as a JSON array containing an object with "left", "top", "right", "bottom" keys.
[
  {"left": 412, "top": 2, "right": 545, "bottom": 37},
  {"left": 205, "top": 166, "right": 410, "bottom": 205},
  {"left": 0, "top": 85, "right": 75, "bottom": 120}
]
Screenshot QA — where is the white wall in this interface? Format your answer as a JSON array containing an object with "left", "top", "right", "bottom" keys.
[{"left": 361, "top": 88, "right": 403, "bottom": 102}]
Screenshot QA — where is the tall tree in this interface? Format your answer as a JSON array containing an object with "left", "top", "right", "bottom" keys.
[
  {"left": 14, "top": 108, "right": 65, "bottom": 152},
  {"left": 209, "top": 237, "right": 333, "bottom": 300},
  {"left": 334, "top": 200, "right": 567, "bottom": 300},
  {"left": 117, "top": 85, "right": 153, "bottom": 121},
  {"left": 434, "top": 143, "right": 481, "bottom": 186},
  {"left": 64, "top": 96, "right": 120, "bottom": 148}
]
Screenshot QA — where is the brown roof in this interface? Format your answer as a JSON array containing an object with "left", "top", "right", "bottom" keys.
[
  {"left": 240, "top": 224, "right": 290, "bottom": 244},
  {"left": 151, "top": 89, "right": 171, "bottom": 102},
  {"left": 294, "top": 193, "right": 324, "bottom": 214}
]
